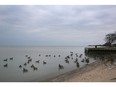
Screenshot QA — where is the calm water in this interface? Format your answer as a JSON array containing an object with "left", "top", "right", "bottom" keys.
[{"left": 0, "top": 46, "right": 95, "bottom": 82}]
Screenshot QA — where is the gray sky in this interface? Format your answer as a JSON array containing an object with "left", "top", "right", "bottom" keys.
[{"left": 0, "top": 5, "right": 115, "bottom": 46}]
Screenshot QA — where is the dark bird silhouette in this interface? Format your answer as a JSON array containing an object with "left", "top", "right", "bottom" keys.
[
  {"left": 3, "top": 59, "right": 8, "bottom": 62},
  {"left": 28, "top": 58, "right": 32, "bottom": 62},
  {"left": 79, "top": 54, "right": 83, "bottom": 58},
  {"left": 35, "top": 60, "right": 40, "bottom": 63},
  {"left": 33, "top": 67, "right": 38, "bottom": 71},
  {"left": 85, "top": 57, "right": 90, "bottom": 64},
  {"left": 25, "top": 55, "right": 28, "bottom": 57},
  {"left": 46, "top": 55, "right": 48, "bottom": 57},
  {"left": 23, "top": 68, "right": 28, "bottom": 73},
  {"left": 27, "top": 60, "right": 30, "bottom": 64},
  {"left": 27, "top": 56, "right": 31, "bottom": 59},
  {"left": 76, "top": 62, "right": 80, "bottom": 68},
  {"left": 49, "top": 55, "right": 51, "bottom": 57},
  {"left": 70, "top": 54, "right": 73, "bottom": 56},
  {"left": 9, "top": 57, "right": 13, "bottom": 60},
  {"left": 39, "top": 54, "right": 41, "bottom": 56},
  {"left": 66, "top": 56, "right": 70, "bottom": 59},
  {"left": 74, "top": 58, "right": 78, "bottom": 63},
  {"left": 19, "top": 65, "right": 22, "bottom": 68},
  {"left": 81, "top": 59, "right": 85, "bottom": 62},
  {"left": 54, "top": 55, "right": 56, "bottom": 57},
  {"left": 58, "top": 55, "right": 61, "bottom": 57},
  {"left": 65, "top": 59, "right": 69, "bottom": 64},
  {"left": 75, "top": 53, "right": 78, "bottom": 57},
  {"left": 4, "top": 64, "right": 8, "bottom": 67},
  {"left": 24, "top": 63, "right": 27, "bottom": 66},
  {"left": 43, "top": 61, "right": 47, "bottom": 64},
  {"left": 70, "top": 52, "right": 73, "bottom": 56},
  {"left": 31, "top": 64, "right": 34, "bottom": 68},
  {"left": 59, "top": 64, "right": 64, "bottom": 69}
]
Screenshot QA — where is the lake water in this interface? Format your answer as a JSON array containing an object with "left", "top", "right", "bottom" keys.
[{"left": 0, "top": 46, "right": 96, "bottom": 82}]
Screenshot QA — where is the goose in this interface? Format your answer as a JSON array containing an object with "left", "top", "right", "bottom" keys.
[
  {"left": 9, "top": 57, "right": 13, "bottom": 60},
  {"left": 66, "top": 56, "right": 70, "bottom": 59},
  {"left": 4, "top": 64, "right": 8, "bottom": 67},
  {"left": 65, "top": 59, "right": 69, "bottom": 64},
  {"left": 19, "top": 65, "right": 22, "bottom": 68},
  {"left": 28, "top": 58, "right": 32, "bottom": 62},
  {"left": 76, "top": 62, "right": 80, "bottom": 68},
  {"left": 23, "top": 68, "right": 28, "bottom": 73},
  {"left": 27, "top": 60, "right": 30, "bottom": 64},
  {"left": 85, "top": 57, "right": 90, "bottom": 64},
  {"left": 59, "top": 64, "right": 64, "bottom": 69},
  {"left": 75, "top": 53, "right": 78, "bottom": 57},
  {"left": 27, "top": 56, "right": 31, "bottom": 59},
  {"left": 58, "top": 55, "right": 61, "bottom": 57},
  {"left": 70, "top": 53, "right": 73, "bottom": 56},
  {"left": 3, "top": 59, "right": 8, "bottom": 62},
  {"left": 45, "top": 55, "right": 48, "bottom": 57},
  {"left": 35, "top": 60, "right": 40, "bottom": 63},
  {"left": 79, "top": 54, "right": 83, "bottom": 58},
  {"left": 74, "top": 58, "right": 78, "bottom": 63},
  {"left": 33, "top": 67, "right": 38, "bottom": 71},
  {"left": 81, "top": 59, "right": 84, "bottom": 62},
  {"left": 24, "top": 63, "right": 27, "bottom": 66},
  {"left": 49, "top": 55, "right": 51, "bottom": 57},
  {"left": 31, "top": 64, "right": 35, "bottom": 68},
  {"left": 25, "top": 55, "right": 28, "bottom": 57},
  {"left": 43, "top": 61, "right": 47, "bottom": 64}
]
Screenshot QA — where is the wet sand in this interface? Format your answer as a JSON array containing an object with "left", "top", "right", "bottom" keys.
[{"left": 46, "top": 61, "right": 116, "bottom": 82}]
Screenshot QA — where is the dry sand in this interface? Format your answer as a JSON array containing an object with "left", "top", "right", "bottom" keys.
[{"left": 47, "top": 61, "right": 116, "bottom": 82}]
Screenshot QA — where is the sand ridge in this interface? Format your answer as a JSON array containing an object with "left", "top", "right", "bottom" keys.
[{"left": 47, "top": 61, "right": 116, "bottom": 82}]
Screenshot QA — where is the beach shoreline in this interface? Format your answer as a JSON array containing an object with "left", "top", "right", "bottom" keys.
[{"left": 44, "top": 60, "right": 116, "bottom": 82}]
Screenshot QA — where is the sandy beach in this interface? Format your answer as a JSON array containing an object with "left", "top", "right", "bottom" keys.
[{"left": 46, "top": 61, "right": 116, "bottom": 82}]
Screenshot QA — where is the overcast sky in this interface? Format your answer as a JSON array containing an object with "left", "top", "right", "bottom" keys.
[{"left": 0, "top": 5, "right": 115, "bottom": 46}]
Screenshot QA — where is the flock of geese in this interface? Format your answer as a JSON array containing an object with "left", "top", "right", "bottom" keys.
[
  {"left": 2, "top": 51, "right": 90, "bottom": 73},
  {"left": 59, "top": 52, "right": 90, "bottom": 69}
]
